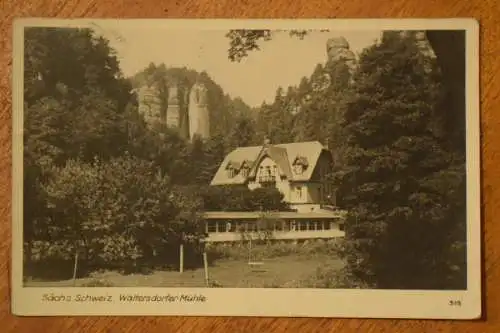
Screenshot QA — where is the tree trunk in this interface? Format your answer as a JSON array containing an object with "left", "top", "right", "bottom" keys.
[{"left": 72, "top": 249, "right": 79, "bottom": 286}]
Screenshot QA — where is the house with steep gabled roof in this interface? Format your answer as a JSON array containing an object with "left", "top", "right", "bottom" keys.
[
  {"left": 204, "top": 139, "right": 346, "bottom": 243},
  {"left": 210, "top": 139, "right": 336, "bottom": 212}
]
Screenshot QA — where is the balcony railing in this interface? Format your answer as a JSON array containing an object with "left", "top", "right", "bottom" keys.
[{"left": 258, "top": 175, "right": 276, "bottom": 183}]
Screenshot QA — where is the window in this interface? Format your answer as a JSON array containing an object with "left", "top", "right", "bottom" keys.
[
  {"left": 258, "top": 164, "right": 276, "bottom": 183},
  {"left": 293, "top": 164, "right": 304, "bottom": 175},
  {"left": 207, "top": 222, "right": 217, "bottom": 233},
  {"left": 218, "top": 221, "right": 227, "bottom": 232},
  {"left": 339, "top": 223, "right": 345, "bottom": 231},
  {"left": 317, "top": 221, "right": 324, "bottom": 231},
  {"left": 241, "top": 167, "right": 249, "bottom": 178},
  {"left": 324, "top": 221, "right": 331, "bottom": 230},
  {"left": 236, "top": 222, "right": 248, "bottom": 232},
  {"left": 227, "top": 168, "right": 237, "bottom": 178},
  {"left": 299, "top": 222, "right": 308, "bottom": 231},
  {"left": 295, "top": 186, "right": 303, "bottom": 200},
  {"left": 275, "top": 221, "right": 284, "bottom": 232}
]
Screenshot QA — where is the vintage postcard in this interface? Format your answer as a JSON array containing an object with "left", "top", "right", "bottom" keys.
[{"left": 11, "top": 18, "right": 481, "bottom": 319}]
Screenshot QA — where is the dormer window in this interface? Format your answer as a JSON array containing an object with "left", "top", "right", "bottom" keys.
[
  {"left": 293, "top": 164, "right": 304, "bottom": 175},
  {"left": 257, "top": 162, "right": 277, "bottom": 183},
  {"left": 241, "top": 166, "right": 249, "bottom": 178},
  {"left": 292, "top": 156, "right": 309, "bottom": 175},
  {"left": 240, "top": 160, "right": 253, "bottom": 179},
  {"left": 225, "top": 161, "right": 240, "bottom": 178},
  {"left": 228, "top": 168, "right": 237, "bottom": 178}
]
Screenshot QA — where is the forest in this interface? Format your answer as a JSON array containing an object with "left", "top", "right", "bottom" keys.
[{"left": 23, "top": 27, "right": 466, "bottom": 290}]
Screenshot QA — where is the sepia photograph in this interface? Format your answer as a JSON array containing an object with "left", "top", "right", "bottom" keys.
[{"left": 11, "top": 18, "right": 481, "bottom": 318}]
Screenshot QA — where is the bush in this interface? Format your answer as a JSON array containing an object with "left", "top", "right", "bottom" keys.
[
  {"left": 205, "top": 238, "right": 345, "bottom": 263},
  {"left": 28, "top": 155, "right": 208, "bottom": 280},
  {"left": 208, "top": 280, "right": 223, "bottom": 288},
  {"left": 81, "top": 279, "right": 115, "bottom": 287}
]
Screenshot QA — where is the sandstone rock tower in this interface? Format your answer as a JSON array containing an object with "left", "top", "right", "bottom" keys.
[
  {"left": 136, "top": 84, "right": 162, "bottom": 125},
  {"left": 326, "top": 36, "right": 356, "bottom": 73},
  {"left": 188, "top": 80, "right": 210, "bottom": 140},
  {"left": 166, "top": 81, "right": 180, "bottom": 128}
]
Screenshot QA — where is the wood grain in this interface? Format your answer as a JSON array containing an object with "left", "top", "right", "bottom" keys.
[{"left": 1, "top": 0, "right": 498, "bottom": 331}]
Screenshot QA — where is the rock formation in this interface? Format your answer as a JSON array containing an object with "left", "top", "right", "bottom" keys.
[
  {"left": 135, "top": 76, "right": 210, "bottom": 141},
  {"left": 166, "top": 81, "right": 181, "bottom": 129},
  {"left": 188, "top": 80, "right": 210, "bottom": 140},
  {"left": 135, "top": 84, "right": 162, "bottom": 125},
  {"left": 326, "top": 36, "right": 356, "bottom": 72}
]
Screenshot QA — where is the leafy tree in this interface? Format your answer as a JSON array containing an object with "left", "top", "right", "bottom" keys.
[
  {"left": 249, "top": 187, "right": 291, "bottom": 211},
  {"left": 23, "top": 27, "right": 134, "bottom": 267},
  {"left": 336, "top": 31, "right": 466, "bottom": 289},
  {"left": 42, "top": 155, "right": 188, "bottom": 274},
  {"left": 42, "top": 158, "right": 103, "bottom": 279},
  {"left": 201, "top": 185, "right": 290, "bottom": 212},
  {"left": 225, "top": 29, "right": 328, "bottom": 62}
]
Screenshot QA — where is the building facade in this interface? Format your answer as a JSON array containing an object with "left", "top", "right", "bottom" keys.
[{"left": 205, "top": 140, "right": 346, "bottom": 242}]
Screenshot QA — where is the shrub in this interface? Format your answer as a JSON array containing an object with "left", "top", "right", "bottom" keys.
[
  {"left": 205, "top": 238, "right": 345, "bottom": 263},
  {"left": 81, "top": 279, "right": 114, "bottom": 287}
]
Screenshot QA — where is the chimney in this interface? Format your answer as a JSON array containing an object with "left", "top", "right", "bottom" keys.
[
  {"left": 324, "top": 138, "right": 330, "bottom": 150},
  {"left": 263, "top": 136, "right": 271, "bottom": 147}
]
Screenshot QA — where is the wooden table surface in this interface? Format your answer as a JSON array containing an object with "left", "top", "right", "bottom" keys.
[{"left": 1, "top": 0, "right": 499, "bottom": 332}]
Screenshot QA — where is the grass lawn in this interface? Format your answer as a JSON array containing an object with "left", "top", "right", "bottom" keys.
[{"left": 24, "top": 254, "right": 344, "bottom": 288}]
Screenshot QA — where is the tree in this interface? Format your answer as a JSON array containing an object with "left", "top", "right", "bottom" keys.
[
  {"left": 188, "top": 135, "right": 210, "bottom": 184},
  {"left": 226, "top": 30, "right": 467, "bottom": 154},
  {"left": 43, "top": 159, "right": 103, "bottom": 280},
  {"left": 225, "top": 29, "right": 328, "bottom": 62},
  {"left": 203, "top": 134, "right": 228, "bottom": 182},
  {"left": 201, "top": 185, "right": 290, "bottom": 212},
  {"left": 23, "top": 27, "right": 134, "bottom": 267},
  {"left": 42, "top": 155, "right": 184, "bottom": 275},
  {"left": 336, "top": 31, "right": 466, "bottom": 289},
  {"left": 227, "top": 115, "right": 257, "bottom": 150},
  {"left": 254, "top": 87, "right": 295, "bottom": 144}
]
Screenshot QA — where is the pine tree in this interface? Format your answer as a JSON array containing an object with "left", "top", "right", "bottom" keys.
[
  {"left": 203, "top": 134, "right": 228, "bottom": 183},
  {"left": 227, "top": 116, "right": 257, "bottom": 149},
  {"left": 324, "top": 60, "right": 353, "bottom": 169},
  {"left": 337, "top": 31, "right": 466, "bottom": 289}
]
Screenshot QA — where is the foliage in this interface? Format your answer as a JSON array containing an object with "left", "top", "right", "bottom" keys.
[
  {"left": 225, "top": 29, "right": 329, "bottom": 62},
  {"left": 23, "top": 27, "right": 134, "bottom": 267},
  {"left": 335, "top": 31, "right": 466, "bottom": 290},
  {"left": 81, "top": 279, "right": 115, "bottom": 287},
  {"left": 226, "top": 116, "right": 259, "bottom": 150},
  {"left": 41, "top": 155, "right": 183, "bottom": 273},
  {"left": 24, "top": 26, "right": 468, "bottom": 292},
  {"left": 206, "top": 239, "right": 342, "bottom": 262},
  {"left": 201, "top": 185, "right": 291, "bottom": 212}
]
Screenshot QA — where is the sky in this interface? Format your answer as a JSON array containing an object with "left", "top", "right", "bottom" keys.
[{"left": 95, "top": 24, "right": 382, "bottom": 107}]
